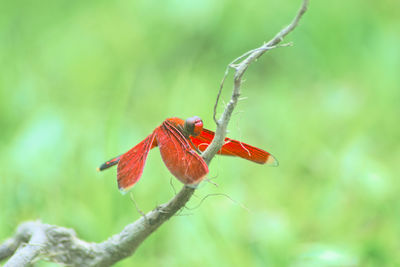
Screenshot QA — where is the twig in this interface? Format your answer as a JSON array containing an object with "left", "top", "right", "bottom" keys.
[
  {"left": 212, "top": 0, "right": 308, "bottom": 128},
  {"left": 0, "top": 1, "right": 309, "bottom": 266},
  {"left": 186, "top": 193, "right": 251, "bottom": 213},
  {"left": 3, "top": 222, "right": 51, "bottom": 267}
]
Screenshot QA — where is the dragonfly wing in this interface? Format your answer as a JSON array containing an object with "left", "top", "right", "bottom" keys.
[
  {"left": 156, "top": 121, "right": 208, "bottom": 186},
  {"left": 191, "top": 128, "right": 278, "bottom": 166},
  {"left": 117, "top": 132, "right": 157, "bottom": 191}
]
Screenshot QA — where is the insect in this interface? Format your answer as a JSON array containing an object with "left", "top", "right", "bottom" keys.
[{"left": 98, "top": 116, "right": 277, "bottom": 192}]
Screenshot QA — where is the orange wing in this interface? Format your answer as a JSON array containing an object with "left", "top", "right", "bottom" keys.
[
  {"left": 117, "top": 132, "right": 157, "bottom": 191},
  {"left": 190, "top": 128, "right": 278, "bottom": 165},
  {"left": 156, "top": 120, "right": 208, "bottom": 186}
]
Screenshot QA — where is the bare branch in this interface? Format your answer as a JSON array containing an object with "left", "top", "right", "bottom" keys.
[
  {"left": 0, "top": 1, "right": 309, "bottom": 266},
  {"left": 2, "top": 222, "right": 48, "bottom": 267},
  {"left": 1, "top": 188, "right": 195, "bottom": 267},
  {"left": 0, "top": 232, "right": 25, "bottom": 261},
  {"left": 205, "top": 0, "right": 308, "bottom": 165}
]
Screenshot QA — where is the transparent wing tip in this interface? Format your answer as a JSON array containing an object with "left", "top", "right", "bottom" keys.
[{"left": 266, "top": 154, "right": 279, "bottom": 167}]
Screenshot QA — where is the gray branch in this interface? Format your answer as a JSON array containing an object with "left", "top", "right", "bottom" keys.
[
  {"left": 0, "top": 1, "right": 309, "bottom": 266},
  {"left": 206, "top": 0, "right": 309, "bottom": 164}
]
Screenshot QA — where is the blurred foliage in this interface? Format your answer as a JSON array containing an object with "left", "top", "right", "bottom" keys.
[{"left": 1, "top": 0, "right": 399, "bottom": 266}]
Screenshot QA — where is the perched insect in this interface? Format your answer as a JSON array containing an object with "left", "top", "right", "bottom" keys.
[{"left": 98, "top": 116, "right": 277, "bottom": 192}]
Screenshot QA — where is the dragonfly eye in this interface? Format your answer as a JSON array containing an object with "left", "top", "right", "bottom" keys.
[{"left": 184, "top": 116, "right": 203, "bottom": 137}]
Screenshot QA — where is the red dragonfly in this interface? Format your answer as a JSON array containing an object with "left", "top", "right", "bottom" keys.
[{"left": 98, "top": 116, "right": 277, "bottom": 192}]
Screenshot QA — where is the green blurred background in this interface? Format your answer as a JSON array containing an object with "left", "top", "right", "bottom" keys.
[{"left": 1, "top": 0, "right": 399, "bottom": 266}]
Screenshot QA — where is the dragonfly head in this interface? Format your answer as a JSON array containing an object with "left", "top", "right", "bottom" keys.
[{"left": 184, "top": 116, "right": 203, "bottom": 137}]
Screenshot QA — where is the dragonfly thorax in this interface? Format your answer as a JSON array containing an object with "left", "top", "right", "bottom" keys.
[{"left": 183, "top": 116, "right": 203, "bottom": 137}]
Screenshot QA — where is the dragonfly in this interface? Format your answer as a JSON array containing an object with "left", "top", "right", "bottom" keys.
[{"left": 98, "top": 116, "right": 277, "bottom": 192}]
